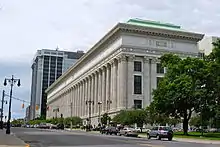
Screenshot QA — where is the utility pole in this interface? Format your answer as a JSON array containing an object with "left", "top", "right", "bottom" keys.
[
  {"left": 3, "top": 75, "right": 20, "bottom": 134},
  {"left": 0, "top": 90, "right": 6, "bottom": 129},
  {"left": 86, "top": 100, "right": 94, "bottom": 131}
]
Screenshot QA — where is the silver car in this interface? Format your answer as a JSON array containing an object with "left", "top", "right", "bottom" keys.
[
  {"left": 119, "top": 127, "right": 138, "bottom": 137},
  {"left": 147, "top": 126, "right": 173, "bottom": 141}
]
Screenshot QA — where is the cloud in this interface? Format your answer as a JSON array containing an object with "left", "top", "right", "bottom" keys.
[{"left": 0, "top": 0, "right": 220, "bottom": 118}]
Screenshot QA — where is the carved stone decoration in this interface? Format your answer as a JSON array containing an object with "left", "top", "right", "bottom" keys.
[
  {"left": 127, "top": 54, "right": 135, "bottom": 62},
  {"left": 143, "top": 56, "right": 150, "bottom": 63},
  {"left": 150, "top": 57, "right": 157, "bottom": 64}
]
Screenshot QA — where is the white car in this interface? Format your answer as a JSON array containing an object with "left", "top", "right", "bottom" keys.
[{"left": 119, "top": 127, "right": 138, "bottom": 137}]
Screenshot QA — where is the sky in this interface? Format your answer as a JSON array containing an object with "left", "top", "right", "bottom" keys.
[{"left": 0, "top": 0, "right": 220, "bottom": 119}]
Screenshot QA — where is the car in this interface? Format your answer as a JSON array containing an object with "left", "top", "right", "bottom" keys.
[
  {"left": 119, "top": 127, "right": 138, "bottom": 137},
  {"left": 100, "top": 126, "right": 118, "bottom": 135},
  {"left": 147, "top": 126, "right": 173, "bottom": 141}
]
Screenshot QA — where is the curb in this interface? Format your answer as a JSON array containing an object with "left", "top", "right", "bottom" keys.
[{"left": 173, "top": 138, "right": 220, "bottom": 145}]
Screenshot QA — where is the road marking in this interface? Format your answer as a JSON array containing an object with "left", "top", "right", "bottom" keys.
[{"left": 139, "top": 143, "right": 165, "bottom": 147}]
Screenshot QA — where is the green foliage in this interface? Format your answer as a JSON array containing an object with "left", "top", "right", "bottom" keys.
[
  {"left": 189, "top": 115, "right": 209, "bottom": 128},
  {"left": 145, "top": 105, "right": 180, "bottom": 126},
  {"left": 112, "top": 109, "right": 146, "bottom": 127},
  {"left": 64, "top": 117, "right": 82, "bottom": 126},
  {"left": 152, "top": 54, "right": 208, "bottom": 135},
  {"left": 101, "top": 113, "right": 111, "bottom": 125},
  {"left": 11, "top": 119, "right": 24, "bottom": 125}
]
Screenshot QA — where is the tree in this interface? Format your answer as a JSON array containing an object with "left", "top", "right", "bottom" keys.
[
  {"left": 64, "top": 117, "right": 82, "bottom": 126},
  {"left": 152, "top": 54, "right": 208, "bottom": 135},
  {"left": 101, "top": 113, "right": 111, "bottom": 125},
  {"left": 112, "top": 109, "right": 146, "bottom": 127}
]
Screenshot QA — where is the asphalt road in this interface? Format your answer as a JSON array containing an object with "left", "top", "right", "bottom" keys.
[{"left": 12, "top": 128, "right": 219, "bottom": 147}]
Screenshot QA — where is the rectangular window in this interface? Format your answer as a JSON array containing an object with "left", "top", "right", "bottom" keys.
[
  {"left": 134, "top": 61, "right": 142, "bottom": 72},
  {"left": 157, "top": 77, "right": 163, "bottom": 86},
  {"left": 134, "top": 100, "right": 142, "bottom": 109},
  {"left": 134, "top": 75, "right": 142, "bottom": 94},
  {"left": 157, "top": 63, "right": 164, "bottom": 74}
]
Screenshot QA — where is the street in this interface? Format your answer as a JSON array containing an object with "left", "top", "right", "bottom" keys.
[{"left": 11, "top": 128, "right": 219, "bottom": 147}]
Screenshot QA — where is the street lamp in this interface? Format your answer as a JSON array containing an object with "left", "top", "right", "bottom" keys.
[
  {"left": 106, "top": 100, "right": 112, "bottom": 125},
  {"left": 3, "top": 75, "right": 20, "bottom": 134},
  {"left": 98, "top": 101, "right": 102, "bottom": 125},
  {"left": 86, "top": 100, "right": 94, "bottom": 131}
]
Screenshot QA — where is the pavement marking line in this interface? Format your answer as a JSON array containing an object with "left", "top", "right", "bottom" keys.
[{"left": 139, "top": 143, "right": 165, "bottom": 147}]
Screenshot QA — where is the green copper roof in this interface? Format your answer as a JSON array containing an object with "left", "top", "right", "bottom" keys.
[{"left": 126, "top": 18, "right": 186, "bottom": 32}]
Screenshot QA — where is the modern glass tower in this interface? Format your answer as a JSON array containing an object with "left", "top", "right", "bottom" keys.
[{"left": 30, "top": 49, "right": 84, "bottom": 120}]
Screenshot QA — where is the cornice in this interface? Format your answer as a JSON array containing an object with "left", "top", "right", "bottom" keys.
[{"left": 118, "top": 23, "right": 204, "bottom": 42}]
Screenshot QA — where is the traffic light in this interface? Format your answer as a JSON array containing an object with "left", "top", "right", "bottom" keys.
[
  {"left": 22, "top": 103, "right": 24, "bottom": 109},
  {"left": 47, "top": 106, "right": 49, "bottom": 111}
]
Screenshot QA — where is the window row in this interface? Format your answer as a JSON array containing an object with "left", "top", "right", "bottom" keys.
[{"left": 133, "top": 61, "right": 165, "bottom": 74}]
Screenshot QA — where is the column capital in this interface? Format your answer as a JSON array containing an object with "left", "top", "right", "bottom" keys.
[
  {"left": 127, "top": 54, "right": 135, "bottom": 62},
  {"left": 143, "top": 56, "right": 150, "bottom": 63},
  {"left": 150, "top": 57, "right": 158, "bottom": 64}
]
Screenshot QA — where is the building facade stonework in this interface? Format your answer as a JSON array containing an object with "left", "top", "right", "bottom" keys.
[{"left": 46, "top": 19, "right": 204, "bottom": 125}]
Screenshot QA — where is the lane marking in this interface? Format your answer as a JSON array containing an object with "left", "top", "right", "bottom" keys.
[{"left": 139, "top": 143, "right": 165, "bottom": 147}]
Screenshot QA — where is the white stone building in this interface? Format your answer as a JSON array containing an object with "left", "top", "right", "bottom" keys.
[
  {"left": 198, "top": 36, "right": 220, "bottom": 55},
  {"left": 46, "top": 19, "right": 204, "bottom": 125}
]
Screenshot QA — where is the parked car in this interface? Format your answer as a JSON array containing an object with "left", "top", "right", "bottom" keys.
[
  {"left": 147, "top": 126, "right": 173, "bottom": 141},
  {"left": 100, "top": 126, "right": 118, "bottom": 135},
  {"left": 119, "top": 127, "right": 138, "bottom": 137}
]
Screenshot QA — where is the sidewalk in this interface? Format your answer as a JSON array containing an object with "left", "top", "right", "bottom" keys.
[
  {"left": 173, "top": 138, "right": 220, "bottom": 145},
  {"left": 138, "top": 133, "right": 220, "bottom": 144},
  {"left": 0, "top": 129, "right": 27, "bottom": 147}
]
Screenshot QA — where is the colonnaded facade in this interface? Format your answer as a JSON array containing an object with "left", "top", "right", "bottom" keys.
[{"left": 46, "top": 19, "right": 204, "bottom": 125}]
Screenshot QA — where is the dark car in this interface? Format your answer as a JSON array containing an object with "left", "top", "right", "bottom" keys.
[
  {"left": 100, "top": 126, "right": 118, "bottom": 135},
  {"left": 147, "top": 126, "right": 173, "bottom": 141}
]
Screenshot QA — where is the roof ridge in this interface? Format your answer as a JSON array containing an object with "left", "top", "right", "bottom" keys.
[{"left": 127, "top": 18, "right": 181, "bottom": 29}]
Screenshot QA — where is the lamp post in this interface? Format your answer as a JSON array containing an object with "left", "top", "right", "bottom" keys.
[
  {"left": 98, "top": 101, "right": 102, "bottom": 125},
  {"left": 106, "top": 100, "right": 112, "bottom": 125},
  {"left": 3, "top": 75, "right": 20, "bottom": 134},
  {"left": 86, "top": 100, "right": 94, "bottom": 131}
]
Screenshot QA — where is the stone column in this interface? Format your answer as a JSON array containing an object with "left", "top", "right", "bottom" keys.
[
  {"left": 94, "top": 72, "right": 98, "bottom": 114},
  {"left": 82, "top": 80, "right": 85, "bottom": 117},
  {"left": 85, "top": 78, "right": 88, "bottom": 117},
  {"left": 71, "top": 87, "right": 74, "bottom": 117},
  {"left": 102, "top": 67, "right": 106, "bottom": 112},
  {"left": 74, "top": 85, "right": 77, "bottom": 116},
  {"left": 76, "top": 84, "right": 78, "bottom": 117},
  {"left": 80, "top": 81, "right": 83, "bottom": 117},
  {"left": 78, "top": 83, "right": 80, "bottom": 117},
  {"left": 91, "top": 74, "right": 95, "bottom": 115},
  {"left": 143, "top": 56, "right": 150, "bottom": 107},
  {"left": 110, "top": 61, "right": 114, "bottom": 111},
  {"left": 119, "top": 54, "right": 128, "bottom": 109},
  {"left": 127, "top": 55, "right": 135, "bottom": 108},
  {"left": 117, "top": 58, "right": 121, "bottom": 109},
  {"left": 98, "top": 69, "right": 102, "bottom": 107},
  {"left": 150, "top": 57, "right": 157, "bottom": 103},
  {"left": 114, "top": 60, "right": 118, "bottom": 110},
  {"left": 105, "top": 64, "right": 110, "bottom": 111}
]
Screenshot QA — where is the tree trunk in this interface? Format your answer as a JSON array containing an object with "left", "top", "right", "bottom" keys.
[{"left": 183, "top": 112, "right": 189, "bottom": 135}]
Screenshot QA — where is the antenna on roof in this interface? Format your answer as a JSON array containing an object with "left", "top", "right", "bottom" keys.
[{"left": 56, "top": 45, "right": 59, "bottom": 51}]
